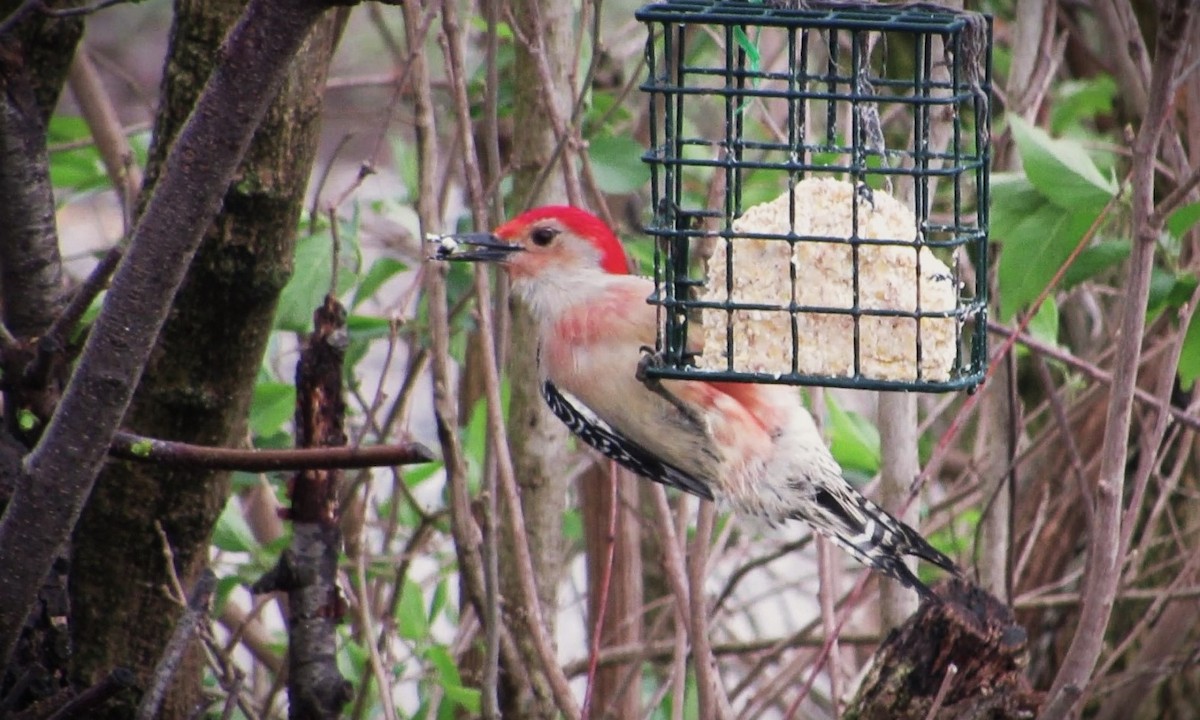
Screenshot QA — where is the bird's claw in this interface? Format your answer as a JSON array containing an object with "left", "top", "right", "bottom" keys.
[
  {"left": 636, "top": 347, "right": 706, "bottom": 433},
  {"left": 635, "top": 346, "right": 662, "bottom": 383}
]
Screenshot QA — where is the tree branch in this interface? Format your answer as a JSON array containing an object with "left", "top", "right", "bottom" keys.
[
  {"left": 108, "top": 430, "right": 433, "bottom": 471},
  {"left": 1042, "top": 3, "right": 1197, "bottom": 716},
  {"left": 0, "top": 0, "right": 347, "bottom": 669}
]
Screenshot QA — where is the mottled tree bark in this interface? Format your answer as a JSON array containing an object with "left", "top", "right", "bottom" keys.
[
  {"left": 0, "top": 0, "right": 79, "bottom": 437},
  {"left": 0, "top": 2, "right": 84, "bottom": 712},
  {"left": 846, "top": 580, "right": 1040, "bottom": 720},
  {"left": 251, "top": 296, "right": 353, "bottom": 720},
  {"left": 66, "top": 2, "right": 344, "bottom": 718}
]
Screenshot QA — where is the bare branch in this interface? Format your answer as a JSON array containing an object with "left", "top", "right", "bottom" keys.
[
  {"left": 66, "top": 49, "right": 143, "bottom": 229},
  {"left": 1043, "top": 3, "right": 1198, "bottom": 716},
  {"left": 108, "top": 431, "right": 433, "bottom": 471}
]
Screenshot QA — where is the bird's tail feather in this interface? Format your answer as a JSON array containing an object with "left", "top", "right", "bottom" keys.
[{"left": 790, "top": 484, "right": 959, "bottom": 600}]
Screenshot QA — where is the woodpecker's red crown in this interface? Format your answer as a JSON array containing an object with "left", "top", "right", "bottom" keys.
[{"left": 494, "top": 206, "right": 630, "bottom": 276}]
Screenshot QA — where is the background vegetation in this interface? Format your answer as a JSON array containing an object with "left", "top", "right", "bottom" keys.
[{"left": 0, "top": 0, "right": 1197, "bottom": 718}]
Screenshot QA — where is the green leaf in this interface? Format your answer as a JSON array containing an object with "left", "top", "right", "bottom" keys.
[
  {"left": 588, "top": 134, "right": 651, "bottom": 194},
  {"left": 1050, "top": 75, "right": 1116, "bottom": 134},
  {"left": 346, "top": 314, "right": 393, "bottom": 342},
  {"left": 337, "top": 628, "right": 367, "bottom": 686},
  {"left": 825, "top": 394, "right": 880, "bottom": 476},
  {"left": 562, "top": 507, "right": 583, "bottom": 543},
  {"left": 1168, "top": 201, "right": 1200, "bottom": 239},
  {"left": 426, "top": 645, "right": 481, "bottom": 714},
  {"left": 250, "top": 382, "right": 295, "bottom": 437},
  {"left": 1027, "top": 297, "right": 1059, "bottom": 347},
  {"left": 988, "top": 174, "right": 1046, "bottom": 233},
  {"left": 1062, "top": 240, "right": 1129, "bottom": 289},
  {"left": 396, "top": 578, "right": 428, "bottom": 640},
  {"left": 49, "top": 148, "right": 107, "bottom": 194},
  {"left": 429, "top": 578, "right": 449, "bottom": 624},
  {"left": 213, "top": 574, "right": 241, "bottom": 615},
  {"left": 353, "top": 257, "right": 408, "bottom": 309},
  {"left": 995, "top": 198, "right": 1095, "bottom": 321},
  {"left": 732, "top": 26, "right": 761, "bottom": 71},
  {"left": 213, "top": 497, "right": 258, "bottom": 553},
  {"left": 1179, "top": 310, "right": 1200, "bottom": 391},
  {"left": 1148, "top": 271, "right": 1198, "bottom": 318},
  {"left": 1008, "top": 114, "right": 1117, "bottom": 214},
  {"left": 47, "top": 116, "right": 110, "bottom": 194},
  {"left": 275, "top": 231, "right": 359, "bottom": 333}
]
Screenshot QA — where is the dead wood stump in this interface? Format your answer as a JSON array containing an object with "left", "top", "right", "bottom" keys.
[{"left": 846, "top": 578, "right": 1043, "bottom": 720}]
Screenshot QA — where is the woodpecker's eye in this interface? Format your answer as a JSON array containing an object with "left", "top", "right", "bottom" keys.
[{"left": 530, "top": 226, "right": 558, "bottom": 247}]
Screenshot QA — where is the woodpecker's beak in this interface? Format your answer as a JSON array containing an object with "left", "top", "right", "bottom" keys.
[{"left": 427, "top": 232, "right": 524, "bottom": 263}]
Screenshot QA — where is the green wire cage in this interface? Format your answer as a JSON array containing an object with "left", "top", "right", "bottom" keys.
[{"left": 636, "top": 1, "right": 992, "bottom": 392}]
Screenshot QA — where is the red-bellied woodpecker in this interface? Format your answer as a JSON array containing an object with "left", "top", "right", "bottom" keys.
[{"left": 433, "top": 205, "right": 959, "bottom": 599}]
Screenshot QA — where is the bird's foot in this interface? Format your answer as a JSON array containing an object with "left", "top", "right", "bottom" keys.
[
  {"left": 635, "top": 346, "right": 663, "bottom": 383},
  {"left": 637, "top": 347, "right": 707, "bottom": 432}
]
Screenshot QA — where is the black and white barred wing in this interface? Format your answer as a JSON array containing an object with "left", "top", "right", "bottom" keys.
[{"left": 541, "top": 381, "right": 714, "bottom": 501}]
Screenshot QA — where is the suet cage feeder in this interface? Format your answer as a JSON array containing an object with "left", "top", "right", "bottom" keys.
[{"left": 636, "top": 0, "right": 992, "bottom": 392}]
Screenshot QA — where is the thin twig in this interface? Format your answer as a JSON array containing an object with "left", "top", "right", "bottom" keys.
[
  {"left": 987, "top": 322, "right": 1200, "bottom": 433},
  {"left": 562, "top": 630, "right": 883, "bottom": 677},
  {"left": 1118, "top": 285, "right": 1199, "bottom": 563},
  {"left": 67, "top": 50, "right": 143, "bottom": 232},
  {"left": 43, "top": 669, "right": 136, "bottom": 720},
  {"left": 582, "top": 461, "right": 620, "bottom": 718},
  {"left": 917, "top": 186, "right": 1124, "bottom": 496},
  {"left": 109, "top": 430, "right": 433, "bottom": 471},
  {"left": 39, "top": 0, "right": 128, "bottom": 18},
  {"left": 817, "top": 538, "right": 842, "bottom": 718},
  {"left": 1150, "top": 162, "right": 1200, "bottom": 226},
  {"left": 40, "top": 245, "right": 124, "bottom": 355},
  {"left": 502, "top": 3, "right": 583, "bottom": 207},
  {"left": 1031, "top": 354, "right": 1094, "bottom": 532},
  {"left": 438, "top": 5, "right": 507, "bottom": 715},
  {"left": 690, "top": 502, "right": 732, "bottom": 718},
  {"left": 923, "top": 663, "right": 958, "bottom": 720},
  {"left": 352, "top": 488, "right": 399, "bottom": 720},
  {"left": 0, "top": 0, "right": 38, "bottom": 36},
  {"left": 399, "top": 0, "right": 529, "bottom": 698},
  {"left": 135, "top": 569, "right": 217, "bottom": 720},
  {"left": 649, "top": 487, "right": 694, "bottom": 720}
]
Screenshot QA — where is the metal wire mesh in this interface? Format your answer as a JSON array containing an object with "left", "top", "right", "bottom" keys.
[{"left": 636, "top": 0, "right": 992, "bottom": 392}]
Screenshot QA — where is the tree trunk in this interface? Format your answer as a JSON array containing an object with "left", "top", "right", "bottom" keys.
[{"left": 68, "top": 3, "right": 344, "bottom": 717}]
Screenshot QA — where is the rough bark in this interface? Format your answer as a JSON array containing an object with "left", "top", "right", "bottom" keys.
[
  {"left": 0, "top": 4, "right": 85, "bottom": 711},
  {"left": 251, "top": 296, "right": 352, "bottom": 720},
  {"left": 12, "top": 1, "right": 341, "bottom": 717},
  {"left": 0, "top": 0, "right": 84, "bottom": 123},
  {"left": 846, "top": 580, "right": 1040, "bottom": 720},
  {"left": 0, "top": 19, "right": 73, "bottom": 438},
  {"left": 1, "top": 0, "right": 332, "bottom": 682}
]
